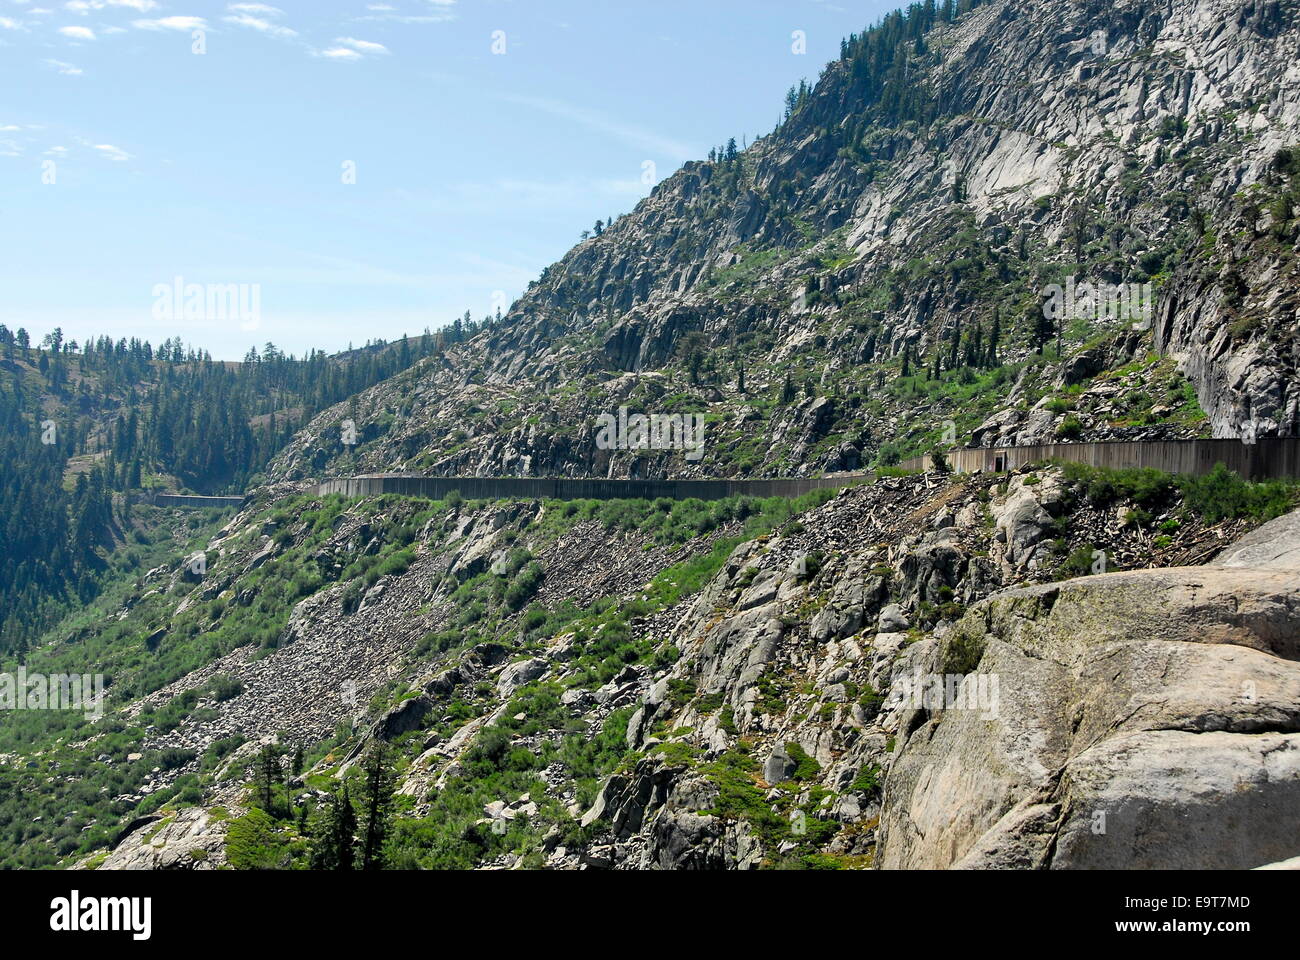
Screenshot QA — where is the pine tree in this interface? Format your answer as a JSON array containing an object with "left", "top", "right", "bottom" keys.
[
  {"left": 987, "top": 307, "right": 1001, "bottom": 367},
  {"left": 254, "top": 745, "right": 280, "bottom": 816},
  {"left": 358, "top": 745, "right": 394, "bottom": 870},
  {"left": 310, "top": 785, "right": 357, "bottom": 871},
  {"left": 1031, "top": 301, "right": 1056, "bottom": 356},
  {"left": 687, "top": 349, "right": 703, "bottom": 386}
]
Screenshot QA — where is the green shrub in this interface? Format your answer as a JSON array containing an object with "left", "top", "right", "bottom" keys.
[
  {"left": 1059, "top": 544, "right": 1099, "bottom": 579},
  {"left": 942, "top": 628, "right": 986, "bottom": 675},
  {"left": 850, "top": 762, "right": 883, "bottom": 800},
  {"left": 785, "top": 742, "right": 821, "bottom": 782},
  {"left": 1056, "top": 416, "right": 1084, "bottom": 440},
  {"left": 201, "top": 674, "right": 243, "bottom": 703},
  {"left": 1064, "top": 463, "right": 1174, "bottom": 509},
  {"left": 1178, "top": 463, "right": 1297, "bottom": 523},
  {"left": 504, "top": 561, "right": 544, "bottom": 611},
  {"left": 201, "top": 735, "right": 246, "bottom": 772},
  {"left": 378, "top": 548, "right": 415, "bottom": 578},
  {"left": 667, "top": 678, "right": 697, "bottom": 707},
  {"left": 340, "top": 581, "right": 362, "bottom": 615},
  {"left": 519, "top": 606, "right": 547, "bottom": 633},
  {"left": 858, "top": 685, "right": 885, "bottom": 723},
  {"left": 158, "top": 748, "right": 197, "bottom": 770},
  {"left": 225, "top": 808, "right": 290, "bottom": 870}
]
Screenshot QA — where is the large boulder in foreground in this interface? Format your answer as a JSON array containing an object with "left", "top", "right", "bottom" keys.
[{"left": 876, "top": 515, "right": 1300, "bottom": 870}]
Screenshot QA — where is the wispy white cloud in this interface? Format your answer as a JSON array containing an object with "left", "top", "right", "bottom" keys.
[
  {"left": 43, "top": 57, "right": 83, "bottom": 74},
  {"left": 0, "top": 15, "right": 26, "bottom": 29},
  {"left": 67, "top": 0, "right": 158, "bottom": 13},
  {"left": 336, "top": 36, "right": 387, "bottom": 54},
  {"left": 58, "top": 23, "right": 94, "bottom": 39},
  {"left": 92, "top": 143, "right": 130, "bottom": 161},
  {"left": 132, "top": 15, "right": 205, "bottom": 31},
  {"left": 356, "top": 0, "right": 455, "bottom": 24},
  {"left": 227, "top": 2, "right": 282, "bottom": 13},
  {"left": 317, "top": 36, "right": 388, "bottom": 59},
  {"left": 223, "top": 13, "right": 295, "bottom": 38}
]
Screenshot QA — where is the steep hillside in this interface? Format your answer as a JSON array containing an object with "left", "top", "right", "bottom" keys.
[
  {"left": 0, "top": 334, "right": 434, "bottom": 654},
  {"left": 269, "top": 0, "right": 1298, "bottom": 485},
  {"left": 27, "top": 460, "right": 1293, "bottom": 870}
]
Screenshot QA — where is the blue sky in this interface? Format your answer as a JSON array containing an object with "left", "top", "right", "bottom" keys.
[{"left": 1, "top": 0, "right": 895, "bottom": 360}]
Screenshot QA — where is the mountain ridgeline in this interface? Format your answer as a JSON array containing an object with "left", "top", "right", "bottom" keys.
[{"left": 269, "top": 0, "right": 1299, "bottom": 485}]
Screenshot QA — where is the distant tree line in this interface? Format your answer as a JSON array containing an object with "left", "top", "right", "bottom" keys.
[{"left": 0, "top": 318, "right": 488, "bottom": 655}]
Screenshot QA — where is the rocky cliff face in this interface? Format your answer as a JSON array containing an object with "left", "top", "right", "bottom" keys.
[
  {"left": 268, "top": 0, "right": 1299, "bottom": 486},
  {"left": 569, "top": 479, "right": 1300, "bottom": 870}
]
